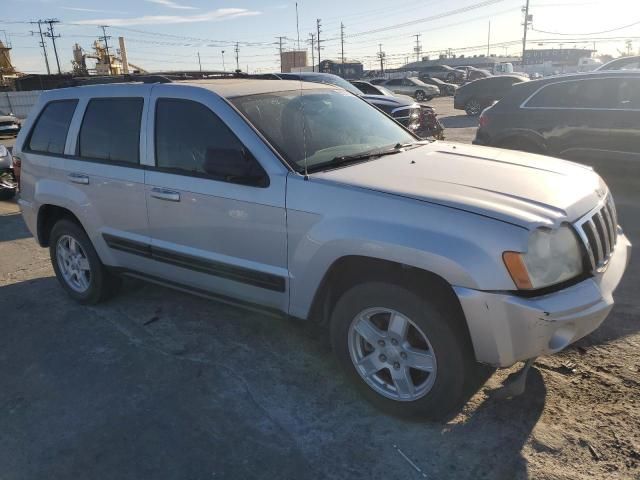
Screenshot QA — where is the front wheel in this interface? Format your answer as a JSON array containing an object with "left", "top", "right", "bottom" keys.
[
  {"left": 414, "top": 90, "right": 426, "bottom": 101},
  {"left": 330, "top": 282, "right": 475, "bottom": 419}
]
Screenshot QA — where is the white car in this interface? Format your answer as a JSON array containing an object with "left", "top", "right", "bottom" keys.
[{"left": 0, "top": 112, "right": 21, "bottom": 136}]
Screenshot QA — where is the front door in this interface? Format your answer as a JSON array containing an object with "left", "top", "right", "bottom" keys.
[{"left": 143, "top": 85, "right": 289, "bottom": 312}]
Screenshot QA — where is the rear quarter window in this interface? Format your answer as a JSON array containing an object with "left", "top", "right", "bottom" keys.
[{"left": 27, "top": 100, "right": 78, "bottom": 154}]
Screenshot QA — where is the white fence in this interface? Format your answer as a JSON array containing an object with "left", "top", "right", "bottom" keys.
[{"left": 0, "top": 91, "right": 42, "bottom": 119}]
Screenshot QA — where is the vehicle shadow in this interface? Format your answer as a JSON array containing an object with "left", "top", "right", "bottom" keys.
[
  {"left": 439, "top": 114, "right": 478, "bottom": 129},
  {"left": 439, "top": 368, "right": 546, "bottom": 479},
  {"left": 0, "top": 205, "right": 31, "bottom": 243}
]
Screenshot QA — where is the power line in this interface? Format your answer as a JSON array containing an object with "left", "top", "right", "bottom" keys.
[
  {"left": 42, "top": 18, "right": 61, "bottom": 74},
  {"left": 531, "top": 19, "right": 640, "bottom": 36},
  {"left": 30, "top": 20, "right": 50, "bottom": 74}
]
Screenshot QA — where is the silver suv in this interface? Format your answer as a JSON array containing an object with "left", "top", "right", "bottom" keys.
[{"left": 15, "top": 79, "right": 631, "bottom": 419}]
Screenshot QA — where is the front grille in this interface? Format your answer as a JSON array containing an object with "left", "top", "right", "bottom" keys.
[{"left": 574, "top": 195, "right": 618, "bottom": 272}]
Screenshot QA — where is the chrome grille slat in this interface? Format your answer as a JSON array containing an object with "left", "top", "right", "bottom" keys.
[
  {"left": 587, "top": 219, "right": 604, "bottom": 265},
  {"left": 574, "top": 194, "right": 618, "bottom": 273},
  {"left": 594, "top": 212, "right": 611, "bottom": 258}
]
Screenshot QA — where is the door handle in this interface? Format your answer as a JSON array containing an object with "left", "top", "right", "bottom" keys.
[
  {"left": 151, "top": 187, "right": 181, "bottom": 202},
  {"left": 68, "top": 173, "right": 89, "bottom": 185}
]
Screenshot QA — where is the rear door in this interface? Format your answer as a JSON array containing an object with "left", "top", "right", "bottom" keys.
[
  {"left": 52, "top": 86, "right": 153, "bottom": 271},
  {"left": 143, "top": 85, "right": 289, "bottom": 312},
  {"left": 606, "top": 77, "right": 640, "bottom": 163}
]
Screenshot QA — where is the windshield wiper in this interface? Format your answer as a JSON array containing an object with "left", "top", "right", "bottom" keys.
[{"left": 306, "top": 145, "right": 406, "bottom": 173}]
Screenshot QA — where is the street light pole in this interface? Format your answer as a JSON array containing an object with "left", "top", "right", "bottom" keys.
[{"left": 221, "top": 50, "right": 225, "bottom": 71}]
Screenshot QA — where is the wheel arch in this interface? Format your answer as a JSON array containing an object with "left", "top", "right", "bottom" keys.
[
  {"left": 37, "top": 204, "right": 85, "bottom": 247},
  {"left": 307, "top": 256, "right": 473, "bottom": 347}
]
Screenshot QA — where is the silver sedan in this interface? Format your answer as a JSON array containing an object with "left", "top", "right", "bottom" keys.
[{"left": 383, "top": 77, "right": 440, "bottom": 102}]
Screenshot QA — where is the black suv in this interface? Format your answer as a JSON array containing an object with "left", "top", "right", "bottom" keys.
[{"left": 474, "top": 72, "right": 640, "bottom": 165}]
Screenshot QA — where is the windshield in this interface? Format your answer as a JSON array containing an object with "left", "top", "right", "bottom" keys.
[
  {"left": 376, "top": 85, "right": 395, "bottom": 96},
  {"left": 231, "top": 88, "right": 416, "bottom": 172}
]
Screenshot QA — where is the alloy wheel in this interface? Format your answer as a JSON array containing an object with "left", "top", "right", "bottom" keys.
[
  {"left": 56, "top": 234, "right": 91, "bottom": 293},
  {"left": 348, "top": 307, "right": 437, "bottom": 402}
]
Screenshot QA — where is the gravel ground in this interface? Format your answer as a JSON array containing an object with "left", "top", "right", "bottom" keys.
[{"left": 1, "top": 98, "right": 639, "bottom": 479}]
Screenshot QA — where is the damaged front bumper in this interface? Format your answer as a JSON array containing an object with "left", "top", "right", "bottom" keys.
[{"left": 454, "top": 231, "right": 632, "bottom": 367}]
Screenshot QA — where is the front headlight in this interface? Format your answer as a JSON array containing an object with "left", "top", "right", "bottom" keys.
[{"left": 503, "top": 226, "right": 583, "bottom": 290}]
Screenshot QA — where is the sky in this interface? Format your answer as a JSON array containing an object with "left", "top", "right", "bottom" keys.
[{"left": 1, "top": 0, "right": 639, "bottom": 74}]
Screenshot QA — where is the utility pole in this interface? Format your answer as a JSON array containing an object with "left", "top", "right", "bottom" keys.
[
  {"left": 98, "top": 25, "right": 112, "bottom": 75},
  {"left": 316, "top": 19, "right": 322, "bottom": 71},
  {"left": 197, "top": 51, "right": 202, "bottom": 72},
  {"left": 308, "top": 33, "right": 316, "bottom": 72},
  {"left": 43, "top": 19, "right": 61, "bottom": 74},
  {"left": 30, "top": 21, "right": 50, "bottom": 75},
  {"left": 340, "top": 22, "right": 345, "bottom": 65},
  {"left": 234, "top": 42, "right": 239, "bottom": 71},
  {"left": 487, "top": 21, "right": 491, "bottom": 56},
  {"left": 522, "top": 0, "right": 531, "bottom": 64},
  {"left": 221, "top": 50, "right": 225, "bottom": 71},
  {"left": 377, "top": 43, "right": 385, "bottom": 74},
  {"left": 413, "top": 33, "right": 422, "bottom": 62},
  {"left": 276, "top": 36, "right": 286, "bottom": 73}
]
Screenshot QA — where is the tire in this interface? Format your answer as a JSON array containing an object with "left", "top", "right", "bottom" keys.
[
  {"left": 49, "top": 219, "right": 121, "bottom": 304},
  {"left": 465, "top": 99, "right": 483, "bottom": 116},
  {"left": 414, "top": 90, "right": 426, "bottom": 102},
  {"left": 330, "top": 282, "right": 475, "bottom": 420}
]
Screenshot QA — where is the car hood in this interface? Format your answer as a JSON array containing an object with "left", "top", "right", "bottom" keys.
[
  {"left": 313, "top": 142, "right": 606, "bottom": 228},
  {"left": 362, "top": 94, "right": 415, "bottom": 108}
]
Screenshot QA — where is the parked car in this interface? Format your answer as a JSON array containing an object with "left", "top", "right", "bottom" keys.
[
  {"left": 383, "top": 77, "right": 439, "bottom": 101},
  {"left": 419, "top": 64, "right": 466, "bottom": 83},
  {"left": 0, "top": 143, "right": 17, "bottom": 199},
  {"left": 596, "top": 55, "right": 640, "bottom": 71},
  {"left": 0, "top": 111, "right": 21, "bottom": 137},
  {"left": 474, "top": 71, "right": 640, "bottom": 165},
  {"left": 455, "top": 66, "right": 491, "bottom": 81},
  {"left": 454, "top": 75, "right": 528, "bottom": 116},
  {"left": 368, "top": 78, "right": 388, "bottom": 85},
  {"left": 15, "top": 80, "right": 630, "bottom": 419},
  {"left": 258, "top": 72, "right": 424, "bottom": 135},
  {"left": 415, "top": 76, "right": 457, "bottom": 96}
]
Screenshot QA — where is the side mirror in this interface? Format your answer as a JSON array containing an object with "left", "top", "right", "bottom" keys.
[{"left": 203, "top": 148, "right": 267, "bottom": 187}]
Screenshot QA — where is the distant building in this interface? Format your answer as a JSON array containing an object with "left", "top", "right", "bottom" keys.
[
  {"left": 522, "top": 48, "right": 596, "bottom": 75},
  {"left": 280, "top": 51, "right": 308, "bottom": 73},
  {"left": 402, "top": 55, "right": 520, "bottom": 71},
  {"left": 318, "top": 59, "right": 363, "bottom": 79}
]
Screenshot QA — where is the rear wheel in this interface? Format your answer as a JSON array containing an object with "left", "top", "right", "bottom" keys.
[
  {"left": 414, "top": 90, "right": 426, "bottom": 101},
  {"left": 330, "top": 282, "right": 475, "bottom": 419},
  {"left": 446, "top": 73, "right": 456, "bottom": 82},
  {"left": 465, "top": 99, "right": 483, "bottom": 116},
  {"left": 49, "top": 219, "right": 121, "bottom": 304}
]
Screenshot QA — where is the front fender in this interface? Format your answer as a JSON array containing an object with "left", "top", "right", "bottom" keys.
[{"left": 286, "top": 178, "right": 528, "bottom": 319}]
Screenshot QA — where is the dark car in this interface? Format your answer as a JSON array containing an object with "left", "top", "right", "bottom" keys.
[
  {"left": 419, "top": 65, "right": 466, "bottom": 83},
  {"left": 474, "top": 71, "right": 640, "bottom": 165},
  {"left": 454, "top": 75, "right": 528, "bottom": 116},
  {"left": 597, "top": 55, "right": 640, "bottom": 71},
  {"left": 455, "top": 66, "right": 491, "bottom": 81},
  {"left": 260, "top": 72, "right": 424, "bottom": 133},
  {"left": 416, "top": 76, "right": 457, "bottom": 96}
]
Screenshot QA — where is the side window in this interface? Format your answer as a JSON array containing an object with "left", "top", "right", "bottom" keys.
[
  {"left": 526, "top": 80, "right": 609, "bottom": 109},
  {"left": 27, "top": 100, "right": 77, "bottom": 154},
  {"left": 386, "top": 79, "right": 402, "bottom": 86},
  {"left": 78, "top": 98, "right": 143, "bottom": 164},
  {"left": 155, "top": 98, "right": 267, "bottom": 186}
]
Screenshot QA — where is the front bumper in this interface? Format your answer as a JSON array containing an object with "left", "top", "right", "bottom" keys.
[{"left": 455, "top": 231, "right": 631, "bottom": 367}]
